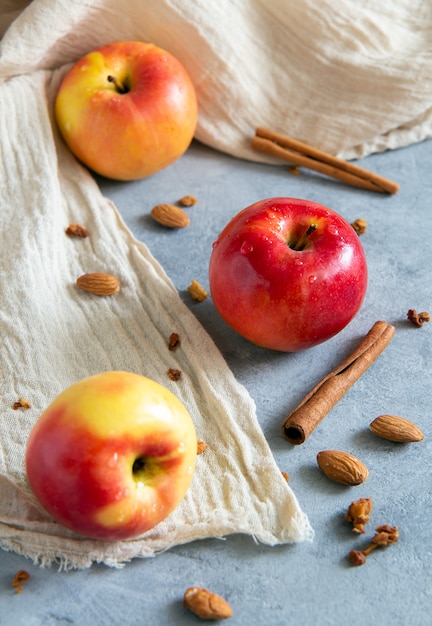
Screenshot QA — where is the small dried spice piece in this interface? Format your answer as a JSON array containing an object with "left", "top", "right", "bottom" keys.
[
  {"left": 351, "top": 218, "right": 368, "bottom": 235},
  {"left": 183, "top": 586, "right": 233, "bottom": 620},
  {"left": 369, "top": 414, "right": 424, "bottom": 443},
  {"left": 281, "top": 471, "right": 290, "bottom": 482},
  {"left": 348, "top": 524, "right": 399, "bottom": 566},
  {"left": 407, "top": 309, "right": 430, "bottom": 327},
  {"left": 150, "top": 203, "right": 190, "bottom": 228},
  {"left": 188, "top": 279, "right": 208, "bottom": 302},
  {"left": 12, "top": 570, "right": 30, "bottom": 594},
  {"left": 65, "top": 223, "right": 90, "bottom": 238},
  {"left": 76, "top": 272, "right": 120, "bottom": 296},
  {"left": 197, "top": 440, "right": 208, "bottom": 455},
  {"left": 167, "top": 368, "right": 181, "bottom": 381},
  {"left": 178, "top": 195, "right": 197, "bottom": 207},
  {"left": 345, "top": 497, "right": 372, "bottom": 533},
  {"left": 12, "top": 398, "right": 31, "bottom": 410},
  {"left": 168, "top": 332, "right": 181, "bottom": 351},
  {"left": 288, "top": 166, "right": 301, "bottom": 176},
  {"left": 316, "top": 450, "right": 369, "bottom": 486}
]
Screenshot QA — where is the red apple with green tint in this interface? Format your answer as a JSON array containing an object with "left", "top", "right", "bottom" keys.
[
  {"left": 25, "top": 372, "right": 197, "bottom": 540},
  {"left": 209, "top": 197, "right": 368, "bottom": 352},
  {"left": 54, "top": 41, "right": 198, "bottom": 180}
]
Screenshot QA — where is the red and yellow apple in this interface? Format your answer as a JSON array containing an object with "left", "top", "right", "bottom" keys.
[
  {"left": 54, "top": 41, "right": 198, "bottom": 180},
  {"left": 209, "top": 197, "right": 368, "bottom": 352},
  {"left": 25, "top": 371, "right": 197, "bottom": 540}
]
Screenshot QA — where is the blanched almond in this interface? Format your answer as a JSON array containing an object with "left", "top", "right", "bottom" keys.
[
  {"left": 370, "top": 414, "right": 424, "bottom": 442},
  {"left": 317, "top": 450, "right": 369, "bottom": 486},
  {"left": 150, "top": 203, "right": 190, "bottom": 228}
]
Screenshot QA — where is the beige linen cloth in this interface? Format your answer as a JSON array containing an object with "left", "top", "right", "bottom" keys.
[{"left": 0, "top": 0, "right": 431, "bottom": 569}]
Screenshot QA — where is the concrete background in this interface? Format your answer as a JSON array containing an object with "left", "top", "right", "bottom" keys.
[{"left": 0, "top": 138, "right": 431, "bottom": 625}]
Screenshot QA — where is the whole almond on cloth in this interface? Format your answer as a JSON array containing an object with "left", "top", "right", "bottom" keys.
[
  {"left": 150, "top": 203, "right": 190, "bottom": 228},
  {"left": 317, "top": 450, "right": 369, "bottom": 486},
  {"left": 370, "top": 414, "right": 424, "bottom": 442},
  {"left": 76, "top": 272, "right": 120, "bottom": 296},
  {"left": 183, "top": 586, "right": 233, "bottom": 620}
]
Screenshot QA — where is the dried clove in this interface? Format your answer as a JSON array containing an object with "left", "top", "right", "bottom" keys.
[{"left": 348, "top": 524, "right": 398, "bottom": 566}]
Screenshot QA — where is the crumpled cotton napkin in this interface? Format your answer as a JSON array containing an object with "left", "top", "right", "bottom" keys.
[
  {"left": 0, "top": 0, "right": 430, "bottom": 569},
  {"left": 1, "top": 0, "right": 431, "bottom": 160},
  {"left": 0, "top": 67, "right": 312, "bottom": 568}
]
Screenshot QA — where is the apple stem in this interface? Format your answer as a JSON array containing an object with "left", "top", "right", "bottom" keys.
[
  {"left": 291, "top": 224, "right": 317, "bottom": 251},
  {"left": 107, "top": 75, "right": 128, "bottom": 94}
]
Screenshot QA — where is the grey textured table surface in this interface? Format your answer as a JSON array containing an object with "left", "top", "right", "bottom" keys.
[{"left": 1, "top": 138, "right": 431, "bottom": 626}]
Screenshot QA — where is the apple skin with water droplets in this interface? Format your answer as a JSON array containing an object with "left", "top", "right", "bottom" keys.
[{"left": 209, "top": 197, "right": 368, "bottom": 352}]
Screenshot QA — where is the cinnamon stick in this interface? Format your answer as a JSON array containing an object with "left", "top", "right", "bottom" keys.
[
  {"left": 282, "top": 321, "right": 395, "bottom": 445},
  {"left": 252, "top": 128, "right": 400, "bottom": 195}
]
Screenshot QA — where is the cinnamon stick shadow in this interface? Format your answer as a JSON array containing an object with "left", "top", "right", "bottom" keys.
[{"left": 282, "top": 321, "right": 395, "bottom": 445}]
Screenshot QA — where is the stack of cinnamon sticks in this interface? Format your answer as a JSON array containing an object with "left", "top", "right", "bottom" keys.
[{"left": 251, "top": 127, "right": 399, "bottom": 194}]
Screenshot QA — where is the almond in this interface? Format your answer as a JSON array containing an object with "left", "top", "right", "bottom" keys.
[
  {"left": 150, "top": 203, "right": 190, "bottom": 228},
  {"left": 183, "top": 587, "right": 233, "bottom": 620},
  {"left": 178, "top": 194, "right": 197, "bottom": 207},
  {"left": 197, "top": 440, "right": 208, "bottom": 455},
  {"left": 317, "top": 450, "right": 369, "bottom": 486},
  {"left": 187, "top": 279, "right": 208, "bottom": 302},
  {"left": 12, "top": 398, "right": 31, "bottom": 410},
  {"left": 76, "top": 272, "right": 120, "bottom": 296},
  {"left": 351, "top": 218, "right": 368, "bottom": 235},
  {"left": 369, "top": 414, "right": 424, "bottom": 442}
]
